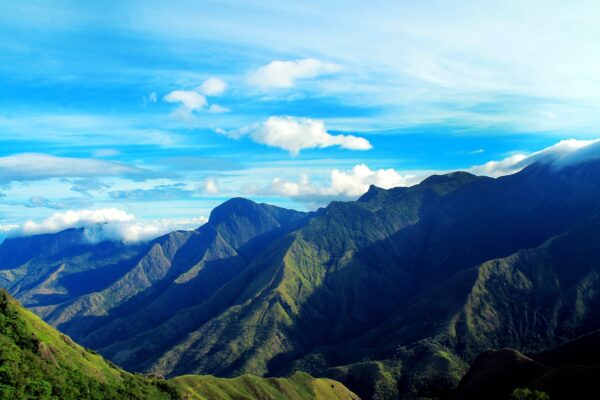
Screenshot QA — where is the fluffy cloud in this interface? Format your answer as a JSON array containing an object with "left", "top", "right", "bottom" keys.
[
  {"left": 224, "top": 116, "right": 372, "bottom": 155},
  {"left": 249, "top": 164, "right": 417, "bottom": 202},
  {"left": 163, "top": 90, "right": 207, "bottom": 112},
  {"left": 469, "top": 139, "right": 600, "bottom": 177},
  {"left": 198, "top": 77, "right": 227, "bottom": 96},
  {"left": 248, "top": 58, "right": 341, "bottom": 89},
  {"left": 6, "top": 208, "right": 208, "bottom": 243},
  {"left": 0, "top": 153, "right": 156, "bottom": 183},
  {"left": 203, "top": 178, "right": 219, "bottom": 194},
  {"left": 164, "top": 77, "right": 228, "bottom": 117}
]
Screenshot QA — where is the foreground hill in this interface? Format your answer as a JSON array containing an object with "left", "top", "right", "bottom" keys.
[
  {"left": 454, "top": 330, "right": 600, "bottom": 400},
  {"left": 0, "top": 289, "right": 178, "bottom": 399},
  {"left": 0, "top": 289, "right": 357, "bottom": 400},
  {"left": 3, "top": 157, "right": 600, "bottom": 399}
]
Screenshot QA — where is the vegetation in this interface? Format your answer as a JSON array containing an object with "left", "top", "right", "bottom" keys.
[
  {"left": 511, "top": 388, "right": 550, "bottom": 400},
  {"left": 172, "top": 371, "right": 358, "bottom": 400},
  {"left": 0, "top": 289, "right": 179, "bottom": 399}
]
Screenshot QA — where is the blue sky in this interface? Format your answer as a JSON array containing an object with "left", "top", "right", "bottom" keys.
[{"left": 1, "top": 0, "right": 599, "bottom": 240}]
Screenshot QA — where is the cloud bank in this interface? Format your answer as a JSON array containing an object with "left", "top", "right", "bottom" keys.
[
  {"left": 4, "top": 208, "right": 208, "bottom": 243},
  {"left": 223, "top": 116, "right": 372, "bottom": 155},
  {"left": 248, "top": 58, "right": 341, "bottom": 89},
  {"left": 248, "top": 164, "right": 417, "bottom": 202},
  {"left": 469, "top": 139, "right": 600, "bottom": 177}
]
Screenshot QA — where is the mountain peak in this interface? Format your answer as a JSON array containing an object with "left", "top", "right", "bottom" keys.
[
  {"left": 357, "top": 184, "right": 388, "bottom": 202},
  {"left": 419, "top": 171, "right": 485, "bottom": 195},
  {"left": 206, "top": 197, "right": 306, "bottom": 250}
]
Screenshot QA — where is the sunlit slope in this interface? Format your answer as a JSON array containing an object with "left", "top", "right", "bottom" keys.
[
  {"left": 172, "top": 372, "right": 359, "bottom": 400},
  {"left": 0, "top": 289, "right": 178, "bottom": 399}
]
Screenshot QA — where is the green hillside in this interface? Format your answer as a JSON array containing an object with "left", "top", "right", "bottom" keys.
[
  {"left": 173, "top": 372, "right": 358, "bottom": 400},
  {"left": 0, "top": 289, "right": 357, "bottom": 399},
  {"left": 0, "top": 289, "right": 178, "bottom": 399}
]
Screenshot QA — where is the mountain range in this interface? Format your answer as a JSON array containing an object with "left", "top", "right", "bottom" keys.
[{"left": 3, "top": 157, "right": 600, "bottom": 399}]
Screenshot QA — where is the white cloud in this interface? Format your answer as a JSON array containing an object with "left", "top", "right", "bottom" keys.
[
  {"left": 224, "top": 116, "right": 372, "bottom": 155},
  {"left": 248, "top": 58, "right": 341, "bottom": 89},
  {"left": 469, "top": 139, "right": 600, "bottom": 177},
  {"left": 164, "top": 77, "right": 228, "bottom": 118},
  {"left": 5, "top": 208, "right": 208, "bottom": 243},
  {"left": 0, "top": 224, "right": 19, "bottom": 233},
  {"left": 249, "top": 164, "right": 417, "bottom": 202},
  {"left": 207, "top": 104, "right": 230, "bottom": 113},
  {"left": 198, "top": 77, "right": 227, "bottom": 96},
  {"left": 203, "top": 178, "right": 219, "bottom": 194},
  {"left": 163, "top": 90, "right": 207, "bottom": 112},
  {"left": 0, "top": 153, "right": 156, "bottom": 183}
]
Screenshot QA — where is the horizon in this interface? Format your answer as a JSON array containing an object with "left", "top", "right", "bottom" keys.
[{"left": 2, "top": 1, "right": 600, "bottom": 242}]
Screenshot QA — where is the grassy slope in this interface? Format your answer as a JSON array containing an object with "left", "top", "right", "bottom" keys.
[
  {"left": 0, "top": 289, "right": 358, "bottom": 400},
  {"left": 0, "top": 289, "right": 179, "bottom": 399},
  {"left": 172, "top": 372, "right": 358, "bottom": 400}
]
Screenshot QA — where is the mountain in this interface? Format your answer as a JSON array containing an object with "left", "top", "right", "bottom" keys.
[
  {"left": 0, "top": 289, "right": 358, "bottom": 400},
  {"left": 454, "top": 330, "right": 600, "bottom": 400},
  {"left": 3, "top": 159, "right": 600, "bottom": 399},
  {"left": 0, "top": 198, "right": 306, "bottom": 339}
]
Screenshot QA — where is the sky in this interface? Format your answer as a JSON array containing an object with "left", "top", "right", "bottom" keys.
[{"left": 1, "top": 0, "right": 600, "bottom": 241}]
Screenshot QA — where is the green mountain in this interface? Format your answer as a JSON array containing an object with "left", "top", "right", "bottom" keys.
[
  {"left": 3, "top": 159, "right": 600, "bottom": 399},
  {"left": 0, "top": 289, "right": 358, "bottom": 400}
]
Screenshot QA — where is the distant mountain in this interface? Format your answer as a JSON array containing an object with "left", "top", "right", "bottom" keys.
[
  {"left": 0, "top": 289, "right": 357, "bottom": 400},
  {"left": 454, "top": 330, "right": 600, "bottom": 400},
  {"left": 3, "top": 159, "right": 600, "bottom": 399}
]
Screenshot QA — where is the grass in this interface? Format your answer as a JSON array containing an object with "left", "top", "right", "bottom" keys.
[{"left": 171, "top": 371, "right": 358, "bottom": 400}]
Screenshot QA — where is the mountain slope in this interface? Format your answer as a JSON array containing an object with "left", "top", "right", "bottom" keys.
[
  {"left": 0, "top": 288, "right": 179, "bottom": 399},
  {"left": 0, "top": 199, "right": 306, "bottom": 348},
  {"left": 454, "top": 330, "right": 600, "bottom": 400},
  {"left": 0, "top": 289, "right": 358, "bottom": 400},
  {"left": 294, "top": 211, "right": 600, "bottom": 398},
  {"left": 173, "top": 372, "right": 358, "bottom": 400}
]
